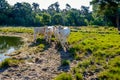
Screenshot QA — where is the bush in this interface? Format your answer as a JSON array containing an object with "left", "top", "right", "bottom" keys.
[
  {"left": 38, "top": 44, "right": 45, "bottom": 49},
  {"left": 78, "top": 60, "right": 90, "bottom": 68},
  {"left": 0, "top": 58, "right": 22, "bottom": 68},
  {"left": 0, "top": 58, "right": 9, "bottom": 68},
  {"left": 61, "top": 60, "right": 70, "bottom": 66},
  {"left": 72, "top": 67, "right": 80, "bottom": 74},
  {"left": 75, "top": 73, "right": 83, "bottom": 80},
  {"left": 54, "top": 72, "right": 72, "bottom": 80}
]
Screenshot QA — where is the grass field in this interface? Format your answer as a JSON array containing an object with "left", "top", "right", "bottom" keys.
[
  {"left": 56, "top": 26, "right": 120, "bottom": 80},
  {"left": 0, "top": 26, "right": 120, "bottom": 80}
]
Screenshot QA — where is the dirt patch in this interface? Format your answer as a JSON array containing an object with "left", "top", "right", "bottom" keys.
[{"left": 0, "top": 32, "right": 75, "bottom": 80}]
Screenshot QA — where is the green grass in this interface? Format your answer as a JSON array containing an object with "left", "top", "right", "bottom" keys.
[
  {"left": 0, "top": 27, "right": 33, "bottom": 33},
  {"left": 54, "top": 72, "right": 72, "bottom": 80},
  {"left": 75, "top": 73, "right": 83, "bottom": 80},
  {"left": 0, "top": 58, "right": 23, "bottom": 68},
  {"left": 67, "top": 26, "right": 120, "bottom": 79},
  {"left": 61, "top": 59, "right": 70, "bottom": 66},
  {"left": 0, "top": 26, "right": 120, "bottom": 79}
]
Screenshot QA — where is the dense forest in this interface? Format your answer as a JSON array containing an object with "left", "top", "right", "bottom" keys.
[{"left": 0, "top": 0, "right": 120, "bottom": 28}]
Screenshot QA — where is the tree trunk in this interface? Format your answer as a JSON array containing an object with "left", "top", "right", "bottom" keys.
[{"left": 116, "top": 13, "right": 120, "bottom": 34}]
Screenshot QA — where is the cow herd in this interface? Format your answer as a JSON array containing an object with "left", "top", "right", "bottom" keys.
[{"left": 33, "top": 26, "right": 70, "bottom": 52}]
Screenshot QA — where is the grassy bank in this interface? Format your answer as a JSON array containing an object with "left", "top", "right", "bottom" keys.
[
  {"left": 0, "top": 26, "right": 120, "bottom": 79},
  {"left": 56, "top": 26, "right": 120, "bottom": 80},
  {"left": 0, "top": 27, "right": 33, "bottom": 33}
]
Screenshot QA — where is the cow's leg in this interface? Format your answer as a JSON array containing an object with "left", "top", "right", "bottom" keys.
[
  {"left": 63, "top": 38, "right": 69, "bottom": 52},
  {"left": 46, "top": 36, "right": 48, "bottom": 42},
  {"left": 34, "top": 32, "right": 37, "bottom": 43},
  {"left": 64, "top": 41, "right": 69, "bottom": 50},
  {"left": 54, "top": 35, "right": 58, "bottom": 45},
  {"left": 47, "top": 35, "right": 50, "bottom": 43},
  {"left": 60, "top": 39, "right": 67, "bottom": 52},
  {"left": 44, "top": 32, "right": 48, "bottom": 42},
  {"left": 49, "top": 35, "right": 51, "bottom": 43}
]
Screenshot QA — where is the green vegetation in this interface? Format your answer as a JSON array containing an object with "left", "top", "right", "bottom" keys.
[
  {"left": 0, "top": 58, "right": 23, "bottom": 68},
  {"left": 55, "top": 26, "right": 120, "bottom": 79},
  {"left": 0, "top": 36, "right": 23, "bottom": 50},
  {"left": 38, "top": 44, "right": 45, "bottom": 49},
  {"left": 1, "top": 0, "right": 120, "bottom": 28},
  {"left": 0, "top": 27, "right": 33, "bottom": 33},
  {"left": 0, "top": 26, "right": 120, "bottom": 80},
  {"left": 61, "top": 59, "right": 70, "bottom": 66},
  {"left": 75, "top": 73, "right": 83, "bottom": 80},
  {"left": 54, "top": 72, "right": 72, "bottom": 80}
]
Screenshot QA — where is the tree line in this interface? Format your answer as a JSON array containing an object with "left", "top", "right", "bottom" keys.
[{"left": 0, "top": 0, "right": 120, "bottom": 28}]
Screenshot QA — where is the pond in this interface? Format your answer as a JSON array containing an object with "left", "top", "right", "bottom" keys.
[{"left": 0, "top": 36, "right": 23, "bottom": 62}]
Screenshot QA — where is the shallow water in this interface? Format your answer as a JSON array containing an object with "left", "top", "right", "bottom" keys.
[{"left": 0, "top": 36, "right": 23, "bottom": 62}]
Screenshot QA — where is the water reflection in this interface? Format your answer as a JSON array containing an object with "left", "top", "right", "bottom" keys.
[{"left": 0, "top": 36, "right": 23, "bottom": 62}]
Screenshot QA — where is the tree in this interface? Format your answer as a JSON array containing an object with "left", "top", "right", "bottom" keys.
[
  {"left": 54, "top": 2, "right": 60, "bottom": 13},
  {"left": 81, "top": 6, "right": 89, "bottom": 16},
  {"left": 80, "top": 6, "right": 93, "bottom": 26},
  {"left": 32, "top": 2, "right": 40, "bottom": 13},
  {"left": 48, "top": 2, "right": 60, "bottom": 14},
  {"left": 52, "top": 13, "right": 64, "bottom": 25},
  {"left": 0, "top": 1, "right": 94, "bottom": 27},
  {"left": 0, "top": 0, "right": 9, "bottom": 13},
  {"left": 12, "top": 2, "right": 33, "bottom": 26},
  {"left": 66, "top": 3, "right": 71, "bottom": 10},
  {"left": 91, "top": 0, "right": 120, "bottom": 31},
  {"left": 0, "top": 0, "right": 11, "bottom": 25},
  {"left": 41, "top": 13, "right": 51, "bottom": 25},
  {"left": 34, "top": 14, "right": 42, "bottom": 26}
]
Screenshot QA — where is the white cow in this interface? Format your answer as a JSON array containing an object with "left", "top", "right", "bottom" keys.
[
  {"left": 53, "top": 26, "right": 70, "bottom": 52},
  {"left": 44, "top": 26, "right": 54, "bottom": 43},
  {"left": 33, "top": 27, "right": 46, "bottom": 43},
  {"left": 34, "top": 26, "right": 54, "bottom": 43}
]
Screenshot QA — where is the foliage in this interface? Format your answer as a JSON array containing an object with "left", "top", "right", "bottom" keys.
[
  {"left": 0, "top": 58, "right": 23, "bottom": 68},
  {"left": 41, "top": 13, "right": 51, "bottom": 25},
  {"left": 0, "top": 27, "right": 33, "bottom": 33},
  {"left": 54, "top": 72, "right": 72, "bottom": 80},
  {"left": 0, "top": 0, "right": 94, "bottom": 27},
  {"left": 61, "top": 59, "right": 70, "bottom": 66},
  {"left": 52, "top": 13, "right": 64, "bottom": 25},
  {"left": 1, "top": 0, "right": 119, "bottom": 27},
  {"left": 67, "top": 26, "right": 120, "bottom": 79},
  {"left": 90, "top": 0, "right": 120, "bottom": 29},
  {"left": 75, "top": 73, "right": 83, "bottom": 80}
]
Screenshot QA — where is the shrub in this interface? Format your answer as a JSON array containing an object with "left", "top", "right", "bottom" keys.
[
  {"left": 0, "top": 58, "right": 21, "bottom": 68},
  {"left": 75, "top": 73, "right": 83, "bottom": 80},
  {"left": 38, "top": 44, "right": 45, "bottom": 49},
  {"left": 78, "top": 60, "right": 90, "bottom": 68},
  {"left": 54, "top": 72, "right": 72, "bottom": 80},
  {"left": 61, "top": 60, "right": 70, "bottom": 66},
  {"left": 72, "top": 67, "right": 80, "bottom": 74},
  {"left": 0, "top": 58, "right": 9, "bottom": 68}
]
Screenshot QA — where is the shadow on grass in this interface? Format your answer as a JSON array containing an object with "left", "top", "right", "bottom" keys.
[
  {"left": 0, "top": 67, "right": 8, "bottom": 73},
  {"left": 0, "top": 66, "right": 18, "bottom": 73},
  {"left": 56, "top": 44, "right": 75, "bottom": 72}
]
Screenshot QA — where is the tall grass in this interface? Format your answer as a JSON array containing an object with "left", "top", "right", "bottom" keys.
[
  {"left": 0, "top": 27, "right": 33, "bottom": 33},
  {"left": 67, "top": 26, "right": 120, "bottom": 79}
]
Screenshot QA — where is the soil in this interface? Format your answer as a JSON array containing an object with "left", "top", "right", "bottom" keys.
[{"left": 0, "top": 32, "right": 77, "bottom": 80}]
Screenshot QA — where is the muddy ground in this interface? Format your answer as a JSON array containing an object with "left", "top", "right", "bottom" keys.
[{"left": 0, "top": 32, "right": 77, "bottom": 80}]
